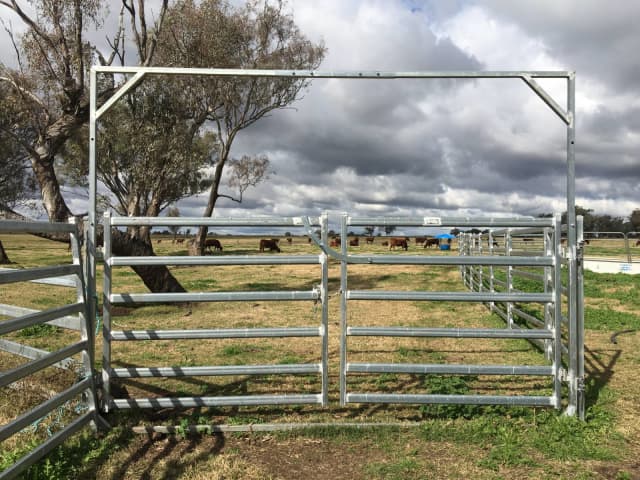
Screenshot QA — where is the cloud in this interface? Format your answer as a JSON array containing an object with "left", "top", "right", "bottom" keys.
[{"left": 2, "top": 0, "right": 638, "bottom": 221}]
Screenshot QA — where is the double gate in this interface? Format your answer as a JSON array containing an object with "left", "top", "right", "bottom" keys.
[{"left": 100, "top": 212, "right": 583, "bottom": 416}]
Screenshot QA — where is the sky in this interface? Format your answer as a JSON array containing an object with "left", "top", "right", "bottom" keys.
[{"left": 2, "top": 0, "right": 639, "bottom": 223}]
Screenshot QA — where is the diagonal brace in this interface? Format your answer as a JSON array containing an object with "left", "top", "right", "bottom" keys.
[
  {"left": 521, "top": 74, "right": 571, "bottom": 125},
  {"left": 96, "top": 71, "right": 146, "bottom": 120}
]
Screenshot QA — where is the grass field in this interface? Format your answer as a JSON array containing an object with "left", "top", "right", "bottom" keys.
[{"left": 1, "top": 233, "right": 639, "bottom": 479}]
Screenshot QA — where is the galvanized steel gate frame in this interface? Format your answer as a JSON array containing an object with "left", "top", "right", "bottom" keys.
[
  {"left": 85, "top": 67, "right": 581, "bottom": 419},
  {"left": 1, "top": 67, "right": 583, "bottom": 476}
]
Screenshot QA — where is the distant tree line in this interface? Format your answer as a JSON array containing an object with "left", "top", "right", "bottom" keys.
[{"left": 538, "top": 206, "right": 640, "bottom": 234}]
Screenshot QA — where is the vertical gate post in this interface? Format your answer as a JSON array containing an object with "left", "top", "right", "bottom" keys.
[
  {"left": 575, "top": 216, "right": 586, "bottom": 419},
  {"left": 552, "top": 214, "right": 563, "bottom": 409},
  {"left": 506, "top": 229, "right": 514, "bottom": 328},
  {"left": 101, "top": 212, "right": 112, "bottom": 412},
  {"left": 339, "top": 213, "right": 348, "bottom": 406},
  {"left": 543, "top": 226, "right": 553, "bottom": 361},
  {"left": 320, "top": 212, "right": 329, "bottom": 406},
  {"left": 70, "top": 217, "right": 99, "bottom": 428}
]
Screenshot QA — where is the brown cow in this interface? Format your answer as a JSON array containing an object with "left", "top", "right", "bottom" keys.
[
  {"left": 415, "top": 236, "right": 427, "bottom": 245},
  {"left": 156, "top": 239, "right": 162, "bottom": 244},
  {"left": 330, "top": 237, "right": 340, "bottom": 248},
  {"left": 286, "top": 237, "right": 293, "bottom": 244},
  {"left": 365, "top": 236, "right": 375, "bottom": 244},
  {"left": 308, "top": 237, "right": 312, "bottom": 243},
  {"left": 636, "top": 240, "right": 640, "bottom": 247},
  {"left": 381, "top": 241, "right": 389, "bottom": 246},
  {"left": 176, "top": 238, "right": 185, "bottom": 244},
  {"left": 205, "top": 238, "right": 223, "bottom": 253},
  {"left": 349, "top": 237, "right": 359, "bottom": 247},
  {"left": 389, "top": 237, "right": 408, "bottom": 250},
  {"left": 259, "top": 238, "right": 281, "bottom": 252},
  {"left": 424, "top": 238, "right": 439, "bottom": 248}
]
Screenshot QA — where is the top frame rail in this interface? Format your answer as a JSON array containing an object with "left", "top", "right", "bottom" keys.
[{"left": 92, "top": 66, "right": 572, "bottom": 79}]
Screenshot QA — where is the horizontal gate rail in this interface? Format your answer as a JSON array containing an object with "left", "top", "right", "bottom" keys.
[
  {"left": 111, "top": 364, "right": 321, "bottom": 378},
  {"left": 347, "top": 363, "right": 553, "bottom": 376},
  {"left": 0, "top": 304, "right": 81, "bottom": 330},
  {"left": 109, "top": 290, "right": 319, "bottom": 304},
  {"left": 0, "top": 413, "right": 94, "bottom": 480},
  {"left": 0, "top": 264, "right": 81, "bottom": 285},
  {"left": 0, "top": 303, "right": 85, "bottom": 335},
  {"left": 347, "top": 290, "right": 552, "bottom": 303},
  {"left": 109, "top": 327, "right": 320, "bottom": 340},
  {"left": 0, "top": 340, "right": 77, "bottom": 370},
  {"left": 0, "top": 218, "right": 100, "bottom": 480},
  {"left": 347, "top": 327, "right": 553, "bottom": 339},
  {"left": 331, "top": 255, "right": 552, "bottom": 266},
  {"left": 111, "top": 394, "right": 323, "bottom": 409},
  {"left": 346, "top": 394, "right": 555, "bottom": 407},
  {"left": 346, "top": 216, "right": 553, "bottom": 228},
  {"left": 102, "top": 212, "right": 329, "bottom": 412},
  {"left": 0, "top": 341, "right": 88, "bottom": 388},
  {"left": 109, "top": 254, "right": 322, "bottom": 266}
]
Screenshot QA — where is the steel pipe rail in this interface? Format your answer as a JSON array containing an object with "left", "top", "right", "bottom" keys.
[
  {"left": 0, "top": 412, "right": 94, "bottom": 480},
  {"left": 111, "top": 364, "right": 321, "bottom": 378},
  {"left": 0, "top": 264, "right": 81, "bottom": 285},
  {"left": 0, "top": 269, "right": 77, "bottom": 287},
  {"left": 110, "top": 290, "right": 319, "bottom": 304},
  {"left": 114, "top": 327, "right": 319, "bottom": 343},
  {"left": 109, "top": 215, "right": 320, "bottom": 227},
  {"left": 110, "top": 327, "right": 321, "bottom": 341},
  {"left": 347, "top": 216, "right": 552, "bottom": 228},
  {"left": 0, "top": 304, "right": 81, "bottom": 331},
  {"left": 0, "top": 303, "right": 84, "bottom": 335},
  {"left": 0, "top": 378, "right": 93, "bottom": 442},
  {"left": 346, "top": 393, "right": 556, "bottom": 406},
  {"left": 109, "top": 254, "right": 322, "bottom": 266},
  {"left": 0, "top": 340, "right": 77, "bottom": 370},
  {"left": 347, "top": 326, "right": 553, "bottom": 339},
  {"left": 347, "top": 363, "right": 553, "bottom": 376},
  {"left": 331, "top": 255, "right": 552, "bottom": 267},
  {"left": 94, "top": 66, "right": 572, "bottom": 78},
  {"left": 0, "top": 341, "right": 87, "bottom": 388},
  {"left": 0, "top": 220, "right": 77, "bottom": 234},
  {"left": 111, "top": 394, "right": 323, "bottom": 409},
  {"left": 347, "top": 290, "right": 552, "bottom": 303}
]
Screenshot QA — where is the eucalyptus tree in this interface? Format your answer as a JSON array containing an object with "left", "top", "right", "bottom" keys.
[
  {"left": 0, "top": 0, "right": 193, "bottom": 292},
  {"left": 0, "top": 82, "right": 36, "bottom": 263},
  {"left": 154, "top": 0, "right": 326, "bottom": 254}
]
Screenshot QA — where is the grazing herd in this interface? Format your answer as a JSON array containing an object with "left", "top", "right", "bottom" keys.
[
  {"left": 152, "top": 234, "right": 461, "bottom": 254},
  {"left": 153, "top": 235, "right": 640, "bottom": 253}
]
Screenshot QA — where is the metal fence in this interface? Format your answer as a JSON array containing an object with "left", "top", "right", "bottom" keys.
[
  {"left": 336, "top": 215, "right": 574, "bottom": 411},
  {"left": 458, "top": 214, "right": 585, "bottom": 418},
  {"left": 101, "top": 213, "right": 329, "bottom": 412},
  {"left": 0, "top": 219, "right": 100, "bottom": 480}
]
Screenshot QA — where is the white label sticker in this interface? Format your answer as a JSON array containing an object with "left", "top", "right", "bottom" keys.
[{"left": 423, "top": 217, "right": 442, "bottom": 226}]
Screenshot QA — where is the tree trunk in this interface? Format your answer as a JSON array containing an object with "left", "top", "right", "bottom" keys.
[
  {"left": 193, "top": 143, "right": 230, "bottom": 255},
  {"left": 110, "top": 229, "right": 185, "bottom": 293},
  {"left": 27, "top": 141, "right": 185, "bottom": 293},
  {"left": 0, "top": 240, "right": 10, "bottom": 264}
]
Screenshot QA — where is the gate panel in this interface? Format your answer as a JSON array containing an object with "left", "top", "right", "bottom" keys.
[
  {"left": 338, "top": 214, "right": 565, "bottom": 409},
  {"left": 0, "top": 219, "right": 100, "bottom": 480},
  {"left": 101, "top": 214, "right": 329, "bottom": 412}
]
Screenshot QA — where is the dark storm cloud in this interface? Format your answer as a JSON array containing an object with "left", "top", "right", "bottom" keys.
[{"left": 482, "top": 0, "right": 640, "bottom": 93}]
